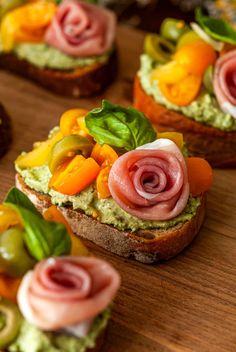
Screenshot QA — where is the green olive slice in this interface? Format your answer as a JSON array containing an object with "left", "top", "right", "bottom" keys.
[
  {"left": 160, "top": 18, "right": 189, "bottom": 43},
  {"left": 144, "top": 34, "right": 175, "bottom": 63},
  {"left": 0, "top": 0, "right": 25, "bottom": 18},
  {"left": 203, "top": 65, "right": 214, "bottom": 94},
  {"left": 0, "top": 227, "right": 35, "bottom": 278},
  {"left": 0, "top": 297, "right": 22, "bottom": 348},
  {"left": 48, "top": 135, "right": 93, "bottom": 174}
]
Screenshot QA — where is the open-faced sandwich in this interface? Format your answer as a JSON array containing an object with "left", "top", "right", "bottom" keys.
[
  {"left": 134, "top": 9, "right": 236, "bottom": 167},
  {"left": 0, "top": 0, "right": 117, "bottom": 97},
  {"left": 0, "top": 103, "right": 11, "bottom": 158},
  {"left": 0, "top": 187, "right": 120, "bottom": 352},
  {"left": 15, "top": 101, "right": 213, "bottom": 263}
]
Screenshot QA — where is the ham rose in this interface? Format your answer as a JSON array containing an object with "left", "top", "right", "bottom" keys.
[
  {"left": 18, "top": 256, "right": 120, "bottom": 331},
  {"left": 45, "top": 0, "right": 116, "bottom": 57},
  {"left": 213, "top": 50, "right": 236, "bottom": 119},
  {"left": 108, "top": 139, "right": 189, "bottom": 221}
]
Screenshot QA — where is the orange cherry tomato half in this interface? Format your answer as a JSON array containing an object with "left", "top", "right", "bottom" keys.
[
  {"left": 186, "top": 157, "right": 213, "bottom": 196},
  {"left": 159, "top": 74, "right": 202, "bottom": 106},
  {"left": 174, "top": 41, "right": 217, "bottom": 76},
  {"left": 96, "top": 166, "right": 111, "bottom": 199},
  {"left": 91, "top": 143, "right": 118, "bottom": 167},
  {"left": 0, "top": 274, "right": 21, "bottom": 302},
  {"left": 60, "top": 109, "right": 89, "bottom": 136}
]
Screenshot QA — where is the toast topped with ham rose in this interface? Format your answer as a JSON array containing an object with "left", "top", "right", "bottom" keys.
[
  {"left": 0, "top": 0, "right": 117, "bottom": 97},
  {"left": 134, "top": 9, "right": 236, "bottom": 167},
  {"left": 15, "top": 101, "right": 213, "bottom": 263},
  {"left": 0, "top": 187, "right": 120, "bottom": 352}
]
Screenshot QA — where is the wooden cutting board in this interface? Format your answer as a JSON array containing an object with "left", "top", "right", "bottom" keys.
[{"left": 0, "top": 26, "right": 236, "bottom": 352}]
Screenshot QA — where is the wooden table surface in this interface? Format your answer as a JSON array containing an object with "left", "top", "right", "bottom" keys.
[{"left": 0, "top": 26, "right": 236, "bottom": 352}]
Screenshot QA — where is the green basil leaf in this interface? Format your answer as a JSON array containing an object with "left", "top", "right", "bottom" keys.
[
  {"left": 196, "top": 7, "right": 236, "bottom": 45},
  {"left": 5, "top": 187, "right": 40, "bottom": 217},
  {"left": 4, "top": 188, "right": 71, "bottom": 261},
  {"left": 85, "top": 100, "right": 156, "bottom": 151}
]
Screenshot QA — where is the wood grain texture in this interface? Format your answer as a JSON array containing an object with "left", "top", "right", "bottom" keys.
[{"left": 0, "top": 26, "right": 236, "bottom": 352}]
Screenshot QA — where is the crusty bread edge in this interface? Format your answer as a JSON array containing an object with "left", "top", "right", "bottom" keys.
[{"left": 16, "top": 173, "right": 206, "bottom": 264}]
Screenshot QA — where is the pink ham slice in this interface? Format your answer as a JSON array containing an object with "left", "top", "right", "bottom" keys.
[
  {"left": 45, "top": 0, "right": 116, "bottom": 57},
  {"left": 108, "top": 139, "right": 189, "bottom": 221},
  {"left": 213, "top": 49, "right": 236, "bottom": 118},
  {"left": 17, "top": 256, "right": 120, "bottom": 331}
]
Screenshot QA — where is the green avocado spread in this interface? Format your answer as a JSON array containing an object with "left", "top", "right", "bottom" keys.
[
  {"left": 12, "top": 43, "right": 109, "bottom": 71},
  {"left": 17, "top": 164, "right": 200, "bottom": 233},
  {"left": 138, "top": 54, "right": 236, "bottom": 131},
  {"left": 9, "top": 309, "right": 110, "bottom": 352}
]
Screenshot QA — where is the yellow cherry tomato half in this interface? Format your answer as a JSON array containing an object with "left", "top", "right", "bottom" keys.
[
  {"left": 174, "top": 40, "right": 217, "bottom": 76},
  {"left": 60, "top": 109, "right": 90, "bottom": 137},
  {"left": 159, "top": 74, "right": 202, "bottom": 106}
]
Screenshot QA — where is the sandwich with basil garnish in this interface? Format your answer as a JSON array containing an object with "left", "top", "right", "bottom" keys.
[
  {"left": 0, "top": 187, "right": 120, "bottom": 352},
  {"left": 134, "top": 9, "right": 236, "bottom": 167},
  {"left": 15, "top": 100, "right": 213, "bottom": 263},
  {"left": 0, "top": 0, "right": 117, "bottom": 97}
]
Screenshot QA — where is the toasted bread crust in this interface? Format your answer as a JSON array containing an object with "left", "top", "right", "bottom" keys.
[
  {"left": 0, "top": 50, "right": 118, "bottom": 97},
  {"left": 16, "top": 173, "right": 206, "bottom": 264},
  {"left": 0, "top": 103, "right": 11, "bottom": 158},
  {"left": 134, "top": 76, "right": 236, "bottom": 167}
]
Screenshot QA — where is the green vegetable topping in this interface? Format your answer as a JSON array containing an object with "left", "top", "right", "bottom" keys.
[
  {"left": 203, "top": 65, "right": 214, "bottom": 94},
  {"left": 0, "top": 227, "right": 35, "bottom": 278},
  {"left": 85, "top": 100, "right": 156, "bottom": 151},
  {"left": 0, "top": 0, "right": 25, "bottom": 18},
  {"left": 0, "top": 297, "right": 22, "bottom": 349},
  {"left": 4, "top": 188, "right": 71, "bottom": 261},
  {"left": 49, "top": 135, "right": 93, "bottom": 174},
  {"left": 160, "top": 18, "right": 189, "bottom": 43},
  {"left": 196, "top": 7, "right": 236, "bottom": 45},
  {"left": 144, "top": 34, "right": 175, "bottom": 63}
]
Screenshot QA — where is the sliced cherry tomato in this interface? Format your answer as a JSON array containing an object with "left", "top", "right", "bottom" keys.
[
  {"left": 157, "top": 132, "right": 183, "bottom": 149},
  {"left": 60, "top": 109, "right": 89, "bottom": 136},
  {"left": 96, "top": 166, "right": 111, "bottom": 199},
  {"left": 51, "top": 155, "right": 100, "bottom": 195},
  {"left": 0, "top": 274, "right": 21, "bottom": 302},
  {"left": 174, "top": 40, "right": 217, "bottom": 76},
  {"left": 0, "top": 205, "right": 22, "bottom": 234},
  {"left": 186, "top": 157, "right": 213, "bottom": 196},
  {"left": 151, "top": 61, "right": 188, "bottom": 84},
  {"left": 15, "top": 130, "right": 63, "bottom": 169},
  {"left": 159, "top": 74, "right": 202, "bottom": 106},
  {"left": 91, "top": 143, "right": 118, "bottom": 167}
]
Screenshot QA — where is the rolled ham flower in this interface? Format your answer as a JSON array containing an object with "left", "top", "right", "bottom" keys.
[
  {"left": 108, "top": 139, "right": 189, "bottom": 221},
  {"left": 213, "top": 50, "right": 236, "bottom": 119},
  {"left": 17, "top": 256, "right": 120, "bottom": 333},
  {"left": 45, "top": 0, "right": 116, "bottom": 57}
]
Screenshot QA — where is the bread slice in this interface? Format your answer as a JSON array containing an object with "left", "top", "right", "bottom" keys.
[
  {"left": 0, "top": 103, "right": 11, "bottom": 158},
  {"left": 0, "top": 50, "right": 118, "bottom": 97},
  {"left": 134, "top": 76, "right": 236, "bottom": 168},
  {"left": 16, "top": 173, "right": 206, "bottom": 264}
]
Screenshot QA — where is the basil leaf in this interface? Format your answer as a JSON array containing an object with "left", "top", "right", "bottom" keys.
[
  {"left": 196, "top": 8, "right": 236, "bottom": 45},
  {"left": 4, "top": 188, "right": 71, "bottom": 261},
  {"left": 85, "top": 100, "right": 156, "bottom": 151},
  {"left": 5, "top": 187, "right": 40, "bottom": 216}
]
